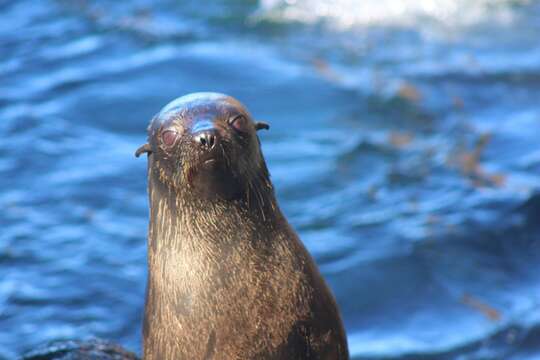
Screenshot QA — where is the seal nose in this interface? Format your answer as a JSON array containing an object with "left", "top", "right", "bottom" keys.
[
  {"left": 194, "top": 130, "right": 218, "bottom": 151},
  {"left": 191, "top": 119, "right": 219, "bottom": 151}
]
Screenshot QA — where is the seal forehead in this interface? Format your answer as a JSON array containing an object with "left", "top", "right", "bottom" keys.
[
  {"left": 150, "top": 92, "right": 249, "bottom": 132},
  {"left": 160, "top": 92, "right": 229, "bottom": 115}
]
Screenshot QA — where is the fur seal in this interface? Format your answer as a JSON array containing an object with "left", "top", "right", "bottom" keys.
[{"left": 136, "top": 92, "right": 349, "bottom": 359}]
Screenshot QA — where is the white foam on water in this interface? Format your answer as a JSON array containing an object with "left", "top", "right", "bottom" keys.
[{"left": 258, "top": 0, "right": 530, "bottom": 30}]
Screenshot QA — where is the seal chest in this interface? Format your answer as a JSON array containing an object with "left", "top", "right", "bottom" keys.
[{"left": 137, "top": 92, "right": 349, "bottom": 359}]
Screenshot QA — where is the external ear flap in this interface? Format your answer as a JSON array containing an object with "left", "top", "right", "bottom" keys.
[
  {"left": 135, "top": 143, "right": 152, "bottom": 158},
  {"left": 255, "top": 122, "right": 270, "bottom": 131}
]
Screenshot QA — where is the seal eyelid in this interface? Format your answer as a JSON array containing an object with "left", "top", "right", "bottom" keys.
[
  {"left": 228, "top": 114, "right": 249, "bottom": 133},
  {"left": 162, "top": 129, "right": 179, "bottom": 147}
]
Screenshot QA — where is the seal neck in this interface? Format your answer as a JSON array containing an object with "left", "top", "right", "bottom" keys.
[{"left": 146, "top": 159, "right": 281, "bottom": 254}]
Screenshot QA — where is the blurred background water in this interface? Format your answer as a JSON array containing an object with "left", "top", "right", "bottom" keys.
[{"left": 1, "top": 0, "right": 540, "bottom": 359}]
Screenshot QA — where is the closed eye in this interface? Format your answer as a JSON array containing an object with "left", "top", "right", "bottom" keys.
[
  {"left": 162, "top": 130, "right": 179, "bottom": 147},
  {"left": 229, "top": 115, "right": 248, "bottom": 133}
]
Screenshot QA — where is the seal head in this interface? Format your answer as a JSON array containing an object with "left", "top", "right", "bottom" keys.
[{"left": 136, "top": 92, "right": 270, "bottom": 200}]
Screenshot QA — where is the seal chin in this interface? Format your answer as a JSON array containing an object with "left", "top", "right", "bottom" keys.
[
  {"left": 189, "top": 167, "right": 242, "bottom": 201},
  {"left": 184, "top": 151, "right": 242, "bottom": 200}
]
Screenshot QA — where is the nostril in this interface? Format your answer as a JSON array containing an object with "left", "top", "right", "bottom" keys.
[{"left": 196, "top": 132, "right": 217, "bottom": 150}]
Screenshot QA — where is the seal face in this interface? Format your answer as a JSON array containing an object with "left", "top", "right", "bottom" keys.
[
  {"left": 137, "top": 93, "right": 349, "bottom": 360},
  {"left": 139, "top": 92, "right": 269, "bottom": 200}
]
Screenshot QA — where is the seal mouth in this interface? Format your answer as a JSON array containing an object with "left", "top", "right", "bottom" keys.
[{"left": 198, "top": 154, "right": 222, "bottom": 170}]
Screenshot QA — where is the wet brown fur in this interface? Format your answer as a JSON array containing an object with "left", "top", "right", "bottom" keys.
[{"left": 140, "top": 93, "right": 349, "bottom": 359}]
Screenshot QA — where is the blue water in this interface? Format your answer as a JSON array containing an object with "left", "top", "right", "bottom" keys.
[{"left": 1, "top": 1, "right": 540, "bottom": 359}]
